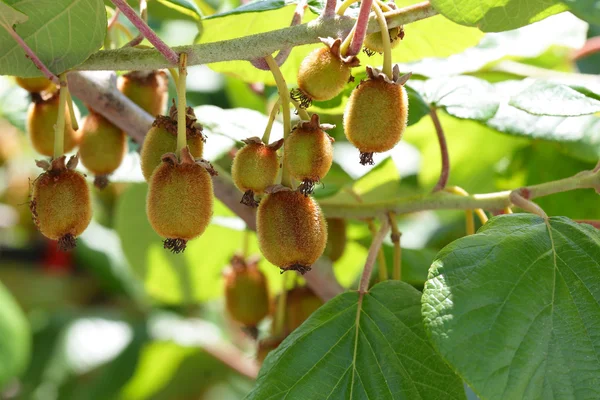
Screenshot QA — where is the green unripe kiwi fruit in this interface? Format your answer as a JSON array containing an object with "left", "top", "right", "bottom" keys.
[
  {"left": 27, "top": 93, "right": 81, "bottom": 157},
  {"left": 146, "top": 148, "right": 214, "bottom": 253},
  {"left": 257, "top": 187, "right": 327, "bottom": 274},
  {"left": 324, "top": 218, "right": 347, "bottom": 262},
  {"left": 15, "top": 76, "right": 53, "bottom": 93},
  {"left": 79, "top": 110, "right": 127, "bottom": 188},
  {"left": 343, "top": 66, "right": 410, "bottom": 165},
  {"left": 0, "top": 121, "right": 21, "bottom": 167},
  {"left": 224, "top": 255, "right": 270, "bottom": 330},
  {"left": 31, "top": 156, "right": 92, "bottom": 251},
  {"left": 140, "top": 105, "right": 205, "bottom": 181},
  {"left": 291, "top": 38, "right": 359, "bottom": 108},
  {"left": 231, "top": 137, "right": 283, "bottom": 207},
  {"left": 118, "top": 70, "right": 168, "bottom": 116},
  {"left": 363, "top": 26, "right": 404, "bottom": 56},
  {"left": 285, "top": 114, "right": 334, "bottom": 195},
  {"left": 284, "top": 286, "right": 323, "bottom": 334}
]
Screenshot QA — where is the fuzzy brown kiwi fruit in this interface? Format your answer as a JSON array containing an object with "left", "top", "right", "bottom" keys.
[
  {"left": 284, "top": 114, "right": 334, "bottom": 195},
  {"left": 343, "top": 65, "right": 410, "bottom": 165},
  {"left": 291, "top": 38, "right": 359, "bottom": 108},
  {"left": 224, "top": 255, "right": 270, "bottom": 336},
  {"left": 30, "top": 156, "right": 92, "bottom": 251},
  {"left": 283, "top": 286, "right": 323, "bottom": 333},
  {"left": 146, "top": 148, "right": 214, "bottom": 253},
  {"left": 0, "top": 120, "right": 21, "bottom": 167},
  {"left": 231, "top": 137, "right": 283, "bottom": 207},
  {"left": 15, "top": 76, "right": 53, "bottom": 93},
  {"left": 257, "top": 186, "right": 327, "bottom": 274},
  {"left": 141, "top": 103, "right": 205, "bottom": 181},
  {"left": 27, "top": 92, "right": 81, "bottom": 157},
  {"left": 79, "top": 110, "right": 127, "bottom": 189},
  {"left": 324, "top": 218, "right": 347, "bottom": 262},
  {"left": 363, "top": 26, "right": 404, "bottom": 56},
  {"left": 118, "top": 70, "right": 168, "bottom": 116}
]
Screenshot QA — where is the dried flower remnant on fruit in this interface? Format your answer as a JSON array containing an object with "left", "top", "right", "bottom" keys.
[
  {"left": 27, "top": 92, "right": 81, "bottom": 157},
  {"left": 290, "top": 37, "right": 360, "bottom": 108},
  {"left": 30, "top": 155, "right": 92, "bottom": 251},
  {"left": 146, "top": 148, "right": 214, "bottom": 254},
  {"left": 118, "top": 70, "right": 169, "bottom": 116},
  {"left": 232, "top": 137, "right": 283, "bottom": 207},
  {"left": 224, "top": 255, "right": 270, "bottom": 337},
  {"left": 79, "top": 110, "right": 127, "bottom": 189},
  {"left": 257, "top": 186, "right": 327, "bottom": 274},
  {"left": 285, "top": 114, "right": 335, "bottom": 195},
  {"left": 140, "top": 101, "right": 205, "bottom": 181},
  {"left": 363, "top": 26, "right": 405, "bottom": 56},
  {"left": 344, "top": 65, "right": 410, "bottom": 165}
]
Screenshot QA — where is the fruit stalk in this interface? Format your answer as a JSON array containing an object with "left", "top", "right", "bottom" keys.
[
  {"left": 274, "top": 274, "right": 290, "bottom": 337},
  {"left": 176, "top": 53, "right": 188, "bottom": 155},
  {"left": 336, "top": 0, "right": 358, "bottom": 16},
  {"left": 368, "top": 220, "right": 388, "bottom": 281},
  {"left": 264, "top": 55, "right": 292, "bottom": 188},
  {"left": 65, "top": 86, "right": 79, "bottom": 131},
  {"left": 388, "top": 213, "right": 402, "bottom": 281},
  {"left": 359, "top": 218, "right": 390, "bottom": 294},
  {"left": 110, "top": 0, "right": 179, "bottom": 64},
  {"left": 444, "top": 186, "right": 484, "bottom": 235},
  {"left": 430, "top": 107, "right": 450, "bottom": 192},
  {"left": 289, "top": 98, "right": 311, "bottom": 120},
  {"left": 371, "top": 2, "right": 392, "bottom": 77},
  {"left": 261, "top": 97, "right": 282, "bottom": 143},
  {"left": 53, "top": 75, "right": 69, "bottom": 159}
]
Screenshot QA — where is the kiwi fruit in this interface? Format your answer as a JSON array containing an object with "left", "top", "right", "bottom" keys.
[
  {"left": 141, "top": 103, "right": 205, "bottom": 181},
  {"left": 27, "top": 92, "right": 81, "bottom": 157},
  {"left": 30, "top": 156, "right": 92, "bottom": 251},
  {"left": 324, "top": 218, "right": 347, "bottom": 262},
  {"left": 284, "top": 114, "right": 334, "bottom": 195},
  {"left": 231, "top": 137, "right": 283, "bottom": 207},
  {"left": 257, "top": 186, "right": 327, "bottom": 274},
  {"left": 363, "top": 26, "right": 404, "bottom": 56},
  {"left": 118, "top": 70, "right": 168, "bottom": 117},
  {"left": 0, "top": 120, "right": 21, "bottom": 167},
  {"left": 224, "top": 255, "right": 270, "bottom": 335},
  {"left": 79, "top": 110, "right": 127, "bottom": 189},
  {"left": 291, "top": 38, "right": 359, "bottom": 108},
  {"left": 15, "top": 76, "right": 53, "bottom": 93},
  {"left": 146, "top": 148, "right": 214, "bottom": 253},
  {"left": 283, "top": 286, "right": 323, "bottom": 334},
  {"left": 343, "top": 65, "right": 410, "bottom": 165}
]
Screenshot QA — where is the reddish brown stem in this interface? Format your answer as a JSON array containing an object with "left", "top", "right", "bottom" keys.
[
  {"left": 347, "top": 0, "right": 374, "bottom": 57},
  {"left": 431, "top": 107, "right": 450, "bottom": 192},
  {"left": 358, "top": 218, "right": 390, "bottom": 293},
  {"left": 572, "top": 37, "right": 600, "bottom": 61},
  {"left": 110, "top": 0, "right": 178, "bottom": 64},
  {"left": 323, "top": 0, "right": 337, "bottom": 17},
  {"left": 107, "top": 9, "right": 121, "bottom": 30},
  {"left": 3, "top": 26, "right": 60, "bottom": 85}
]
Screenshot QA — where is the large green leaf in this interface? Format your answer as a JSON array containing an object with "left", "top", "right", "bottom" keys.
[
  {"left": 156, "top": 0, "right": 203, "bottom": 19},
  {"left": 0, "top": 0, "right": 106, "bottom": 77},
  {"left": 561, "top": 0, "right": 600, "bottom": 25},
  {"left": 509, "top": 80, "right": 600, "bottom": 116},
  {"left": 422, "top": 214, "right": 600, "bottom": 400},
  {"left": 429, "top": 0, "right": 568, "bottom": 32},
  {"left": 0, "top": 280, "right": 31, "bottom": 389},
  {"left": 248, "top": 280, "right": 466, "bottom": 399},
  {"left": 0, "top": 1, "right": 28, "bottom": 27}
]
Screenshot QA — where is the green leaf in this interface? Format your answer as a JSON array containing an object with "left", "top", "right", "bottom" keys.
[
  {"left": 248, "top": 281, "right": 466, "bottom": 399},
  {"left": 410, "top": 76, "right": 499, "bottom": 121},
  {"left": 0, "top": 0, "right": 107, "bottom": 77},
  {"left": 561, "top": 0, "right": 600, "bottom": 25},
  {"left": 156, "top": 0, "right": 203, "bottom": 19},
  {"left": 422, "top": 214, "right": 600, "bottom": 400},
  {"left": 429, "top": 0, "right": 569, "bottom": 32},
  {"left": 0, "top": 1, "right": 28, "bottom": 27},
  {"left": 509, "top": 79, "right": 600, "bottom": 116},
  {"left": 0, "top": 280, "right": 31, "bottom": 389}
]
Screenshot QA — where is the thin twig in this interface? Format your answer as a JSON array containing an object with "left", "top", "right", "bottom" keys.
[
  {"left": 359, "top": 218, "right": 390, "bottom": 294},
  {"left": 368, "top": 221, "right": 388, "bottom": 282},
  {"left": 107, "top": 8, "right": 121, "bottom": 30},
  {"left": 3, "top": 26, "right": 60, "bottom": 85},
  {"left": 431, "top": 107, "right": 450, "bottom": 192},
  {"left": 323, "top": 0, "right": 337, "bottom": 17},
  {"left": 346, "top": 0, "right": 374, "bottom": 57},
  {"left": 110, "top": 0, "right": 178, "bottom": 64}
]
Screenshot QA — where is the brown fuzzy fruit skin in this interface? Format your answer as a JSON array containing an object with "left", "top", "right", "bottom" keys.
[
  {"left": 363, "top": 27, "right": 403, "bottom": 54},
  {"left": 297, "top": 47, "right": 351, "bottom": 101},
  {"left": 257, "top": 190, "right": 327, "bottom": 271},
  {"left": 231, "top": 143, "right": 279, "bottom": 194},
  {"left": 140, "top": 126, "right": 204, "bottom": 181},
  {"left": 32, "top": 169, "right": 92, "bottom": 241},
  {"left": 27, "top": 95, "right": 81, "bottom": 157},
  {"left": 224, "top": 262, "right": 270, "bottom": 327},
  {"left": 146, "top": 160, "right": 213, "bottom": 241},
  {"left": 284, "top": 126, "right": 333, "bottom": 183},
  {"left": 79, "top": 112, "right": 127, "bottom": 175},
  {"left": 118, "top": 71, "right": 168, "bottom": 116},
  {"left": 15, "top": 77, "right": 53, "bottom": 93},
  {"left": 284, "top": 286, "right": 323, "bottom": 334},
  {"left": 324, "top": 218, "right": 347, "bottom": 262},
  {"left": 343, "top": 79, "right": 408, "bottom": 153}
]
